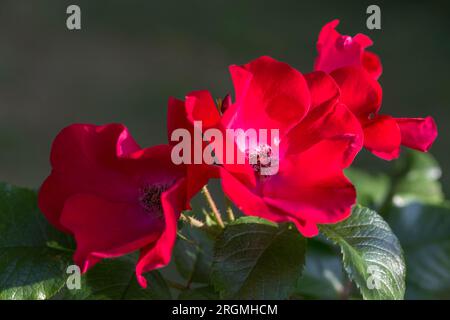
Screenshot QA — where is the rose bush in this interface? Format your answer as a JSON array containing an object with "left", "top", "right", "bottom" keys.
[
  {"left": 168, "top": 56, "right": 363, "bottom": 237},
  {"left": 38, "top": 124, "right": 191, "bottom": 287},
  {"left": 314, "top": 20, "right": 437, "bottom": 160},
  {"left": 0, "top": 20, "right": 446, "bottom": 301}
]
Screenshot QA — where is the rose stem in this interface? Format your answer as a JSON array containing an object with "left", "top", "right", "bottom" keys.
[
  {"left": 165, "top": 279, "right": 187, "bottom": 291},
  {"left": 201, "top": 185, "right": 225, "bottom": 228},
  {"left": 180, "top": 213, "right": 205, "bottom": 228},
  {"left": 224, "top": 196, "right": 235, "bottom": 222}
]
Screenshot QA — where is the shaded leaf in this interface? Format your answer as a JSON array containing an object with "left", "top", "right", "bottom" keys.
[
  {"left": 294, "top": 239, "right": 345, "bottom": 299},
  {"left": 54, "top": 254, "right": 172, "bottom": 300},
  {"left": 174, "top": 222, "right": 215, "bottom": 284},
  {"left": 387, "top": 202, "right": 450, "bottom": 299},
  {"left": 320, "top": 205, "right": 405, "bottom": 300},
  {"left": 178, "top": 285, "right": 219, "bottom": 300},
  {"left": 0, "top": 183, "right": 73, "bottom": 299},
  {"left": 211, "top": 217, "right": 306, "bottom": 299}
]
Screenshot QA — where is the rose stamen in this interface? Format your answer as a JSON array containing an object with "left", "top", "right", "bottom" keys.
[
  {"left": 246, "top": 144, "right": 278, "bottom": 176},
  {"left": 139, "top": 182, "right": 172, "bottom": 214}
]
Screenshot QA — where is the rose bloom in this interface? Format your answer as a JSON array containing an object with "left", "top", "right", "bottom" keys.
[
  {"left": 314, "top": 20, "right": 437, "bottom": 160},
  {"left": 38, "top": 124, "right": 190, "bottom": 287},
  {"left": 168, "top": 56, "right": 363, "bottom": 236}
]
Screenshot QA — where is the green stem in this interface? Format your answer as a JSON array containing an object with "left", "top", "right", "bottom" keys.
[
  {"left": 176, "top": 231, "right": 197, "bottom": 245},
  {"left": 225, "top": 196, "right": 235, "bottom": 222},
  {"left": 201, "top": 185, "right": 225, "bottom": 228},
  {"left": 165, "top": 279, "right": 187, "bottom": 291},
  {"left": 46, "top": 241, "right": 74, "bottom": 253},
  {"left": 179, "top": 212, "right": 219, "bottom": 237},
  {"left": 180, "top": 213, "right": 205, "bottom": 228}
]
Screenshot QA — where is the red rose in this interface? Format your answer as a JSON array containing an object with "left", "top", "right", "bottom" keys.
[
  {"left": 314, "top": 19, "right": 382, "bottom": 80},
  {"left": 38, "top": 124, "right": 188, "bottom": 287},
  {"left": 168, "top": 56, "right": 363, "bottom": 236},
  {"left": 167, "top": 91, "right": 221, "bottom": 199},
  {"left": 314, "top": 20, "right": 437, "bottom": 160}
]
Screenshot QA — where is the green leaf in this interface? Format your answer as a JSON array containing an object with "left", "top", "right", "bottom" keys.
[
  {"left": 54, "top": 254, "right": 172, "bottom": 300},
  {"left": 391, "top": 151, "right": 443, "bottom": 206},
  {"left": 294, "top": 239, "right": 345, "bottom": 299},
  {"left": 178, "top": 286, "right": 219, "bottom": 300},
  {"left": 345, "top": 168, "right": 390, "bottom": 209},
  {"left": 211, "top": 216, "right": 306, "bottom": 299},
  {"left": 387, "top": 203, "right": 450, "bottom": 299},
  {"left": 0, "top": 183, "right": 73, "bottom": 299},
  {"left": 174, "top": 223, "right": 215, "bottom": 284},
  {"left": 320, "top": 205, "right": 406, "bottom": 300}
]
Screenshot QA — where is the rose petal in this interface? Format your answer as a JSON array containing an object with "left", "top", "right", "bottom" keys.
[
  {"left": 167, "top": 97, "right": 192, "bottom": 144},
  {"left": 363, "top": 115, "right": 401, "bottom": 160},
  {"left": 185, "top": 90, "right": 221, "bottom": 128},
  {"left": 314, "top": 19, "right": 379, "bottom": 78},
  {"left": 362, "top": 51, "right": 382, "bottom": 80},
  {"left": 220, "top": 168, "right": 289, "bottom": 223},
  {"left": 395, "top": 117, "right": 437, "bottom": 152},
  {"left": 331, "top": 66, "right": 382, "bottom": 118},
  {"left": 60, "top": 194, "right": 163, "bottom": 273},
  {"left": 304, "top": 71, "right": 340, "bottom": 109},
  {"left": 38, "top": 124, "right": 141, "bottom": 230},
  {"left": 283, "top": 102, "right": 363, "bottom": 167},
  {"left": 263, "top": 138, "right": 356, "bottom": 225},
  {"left": 227, "top": 56, "right": 310, "bottom": 137},
  {"left": 135, "top": 178, "right": 187, "bottom": 288}
]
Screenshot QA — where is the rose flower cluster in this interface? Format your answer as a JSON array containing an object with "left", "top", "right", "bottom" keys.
[{"left": 38, "top": 20, "right": 437, "bottom": 287}]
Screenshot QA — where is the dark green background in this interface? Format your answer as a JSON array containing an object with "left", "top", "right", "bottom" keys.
[{"left": 0, "top": 0, "right": 448, "bottom": 192}]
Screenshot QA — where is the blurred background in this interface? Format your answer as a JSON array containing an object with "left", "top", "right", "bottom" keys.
[{"left": 0, "top": 0, "right": 448, "bottom": 193}]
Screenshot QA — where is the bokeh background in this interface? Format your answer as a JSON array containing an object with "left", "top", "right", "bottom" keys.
[{"left": 0, "top": 0, "right": 448, "bottom": 193}]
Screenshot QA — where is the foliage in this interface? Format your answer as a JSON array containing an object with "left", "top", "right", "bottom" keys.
[{"left": 0, "top": 151, "right": 448, "bottom": 300}]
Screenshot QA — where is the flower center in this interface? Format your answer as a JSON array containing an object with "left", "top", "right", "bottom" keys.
[
  {"left": 246, "top": 144, "right": 278, "bottom": 176},
  {"left": 139, "top": 182, "right": 172, "bottom": 214}
]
